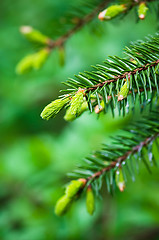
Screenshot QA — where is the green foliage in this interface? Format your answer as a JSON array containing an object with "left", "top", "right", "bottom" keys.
[
  {"left": 16, "top": 0, "right": 157, "bottom": 74},
  {"left": 1, "top": 0, "right": 159, "bottom": 238},
  {"left": 42, "top": 33, "right": 159, "bottom": 120},
  {"left": 38, "top": 0, "right": 159, "bottom": 218},
  {"left": 57, "top": 111, "right": 159, "bottom": 215}
]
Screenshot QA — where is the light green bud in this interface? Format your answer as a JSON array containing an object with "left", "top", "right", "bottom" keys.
[
  {"left": 94, "top": 100, "right": 105, "bottom": 114},
  {"left": 20, "top": 26, "right": 49, "bottom": 45},
  {"left": 115, "top": 168, "right": 125, "bottom": 192},
  {"left": 138, "top": 2, "right": 148, "bottom": 20},
  {"left": 98, "top": 4, "right": 126, "bottom": 21},
  {"left": 118, "top": 80, "right": 129, "bottom": 101},
  {"left": 33, "top": 48, "right": 50, "bottom": 70},
  {"left": 69, "top": 90, "right": 84, "bottom": 116},
  {"left": 16, "top": 54, "right": 35, "bottom": 74},
  {"left": 55, "top": 195, "right": 72, "bottom": 216},
  {"left": 41, "top": 97, "right": 69, "bottom": 120},
  {"left": 65, "top": 179, "right": 86, "bottom": 199},
  {"left": 70, "top": 91, "right": 84, "bottom": 116},
  {"left": 86, "top": 187, "right": 95, "bottom": 215},
  {"left": 58, "top": 46, "right": 65, "bottom": 66},
  {"left": 64, "top": 101, "right": 88, "bottom": 121}
]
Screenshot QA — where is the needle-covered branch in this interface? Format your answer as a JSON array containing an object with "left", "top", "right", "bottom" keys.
[
  {"left": 55, "top": 111, "right": 159, "bottom": 216},
  {"left": 41, "top": 33, "right": 159, "bottom": 121},
  {"left": 16, "top": 0, "right": 158, "bottom": 73},
  {"left": 16, "top": 0, "right": 110, "bottom": 74}
]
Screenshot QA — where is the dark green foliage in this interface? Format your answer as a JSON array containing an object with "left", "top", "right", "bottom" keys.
[
  {"left": 70, "top": 111, "right": 159, "bottom": 178},
  {"left": 61, "top": 111, "right": 159, "bottom": 214}
]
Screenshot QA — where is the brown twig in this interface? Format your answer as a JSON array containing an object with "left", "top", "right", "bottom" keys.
[
  {"left": 47, "top": 0, "right": 155, "bottom": 50},
  {"left": 47, "top": 0, "right": 155, "bottom": 51},
  {"left": 86, "top": 132, "right": 159, "bottom": 182},
  {"left": 47, "top": 0, "right": 111, "bottom": 50}
]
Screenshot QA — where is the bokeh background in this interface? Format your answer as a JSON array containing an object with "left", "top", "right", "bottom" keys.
[{"left": 0, "top": 0, "right": 159, "bottom": 239}]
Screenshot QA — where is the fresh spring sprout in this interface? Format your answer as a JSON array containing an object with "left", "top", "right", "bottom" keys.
[
  {"left": 98, "top": 4, "right": 126, "bottom": 21},
  {"left": 55, "top": 179, "right": 86, "bottom": 216},
  {"left": 20, "top": 25, "right": 49, "bottom": 45},
  {"left": 16, "top": 48, "right": 50, "bottom": 74},
  {"left": 86, "top": 186, "right": 95, "bottom": 215},
  {"left": 41, "top": 97, "right": 70, "bottom": 120}
]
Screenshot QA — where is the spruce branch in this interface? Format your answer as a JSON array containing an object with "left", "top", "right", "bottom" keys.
[
  {"left": 46, "top": 0, "right": 156, "bottom": 50},
  {"left": 41, "top": 33, "right": 159, "bottom": 121},
  {"left": 17, "top": 0, "right": 158, "bottom": 73},
  {"left": 86, "top": 132, "right": 159, "bottom": 182},
  {"left": 55, "top": 111, "right": 159, "bottom": 216},
  {"left": 23, "top": 0, "right": 154, "bottom": 51},
  {"left": 85, "top": 59, "right": 159, "bottom": 93},
  {"left": 47, "top": 0, "right": 111, "bottom": 50},
  {"left": 17, "top": 0, "right": 111, "bottom": 74}
]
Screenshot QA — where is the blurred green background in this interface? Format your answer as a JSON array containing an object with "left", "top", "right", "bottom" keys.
[{"left": 0, "top": 0, "right": 159, "bottom": 239}]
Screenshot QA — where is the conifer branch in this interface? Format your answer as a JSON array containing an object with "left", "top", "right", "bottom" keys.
[
  {"left": 86, "top": 132, "right": 159, "bottom": 182},
  {"left": 85, "top": 59, "right": 159, "bottom": 93},
  {"left": 69, "top": 111, "right": 159, "bottom": 182},
  {"left": 55, "top": 111, "right": 159, "bottom": 216},
  {"left": 47, "top": 0, "right": 111, "bottom": 50},
  {"left": 17, "top": 0, "right": 158, "bottom": 74},
  {"left": 47, "top": 0, "right": 155, "bottom": 50},
  {"left": 41, "top": 33, "right": 159, "bottom": 121}
]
